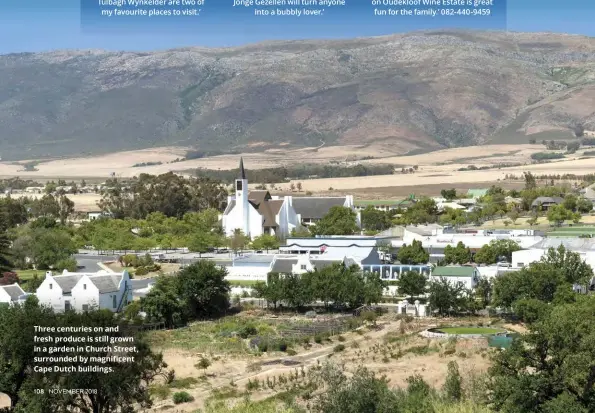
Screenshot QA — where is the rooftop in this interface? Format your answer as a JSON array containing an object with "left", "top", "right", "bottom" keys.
[
  {"left": 431, "top": 266, "right": 476, "bottom": 277},
  {"left": 0, "top": 283, "right": 25, "bottom": 301},
  {"left": 292, "top": 197, "right": 348, "bottom": 219}
]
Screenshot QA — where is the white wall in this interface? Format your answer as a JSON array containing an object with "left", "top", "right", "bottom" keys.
[
  {"left": 70, "top": 276, "right": 100, "bottom": 311},
  {"left": 429, "top": 275, "right": 477, "bottom": 290},
  {"left": 276, "top": 196, "right": 299, "bottom": 239},
  {"left": 224, "top": 202, "right": 264, "bottom": 239},
  {"left": 0, "top": 288, "right": 11, "bottom": 304},
  {"left": 225, "top": 267, "right": 269, "bottom": 281},
  {"left": 36, "top": 274, "right": 67, "bottom": 312}
]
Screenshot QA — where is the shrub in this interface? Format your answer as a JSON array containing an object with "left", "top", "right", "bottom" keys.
[
  {"left": 337, "top": 335, "right": 346, "bottom": 342},
  {"left": 333, "top": 344, "right": 346, "bottom": 353},
  {"left": 314, "top": 335, "right": 323, "bottom": 344},
  {"left": 172, "top": 391, "right": 194, "bottom": 404},
  {"left": 238, "top": 325, "right": 257, "bottom": 338},
  {"left": 531, "top": 152, "right": 565, "bottom": 161}
]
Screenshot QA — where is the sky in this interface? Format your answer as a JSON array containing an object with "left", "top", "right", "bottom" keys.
[{"left": 0, "top": 0, "right": 593, "bottom": 53}]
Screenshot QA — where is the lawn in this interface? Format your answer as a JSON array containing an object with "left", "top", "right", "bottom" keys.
[
  {"left": 480, "top": 215, "right": 595, "bottom": 230},
  {"left": 436, "top": 327, "right": 505, "bottom": 335},
  {"left": 15, "top": 269, "right": 44, "bottom": 281},
  {"left": 227, "top": 280, "right": 261, "bottom": 287}
]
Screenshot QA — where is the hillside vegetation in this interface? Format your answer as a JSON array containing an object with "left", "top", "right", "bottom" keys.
[{"left": 1, "top": 30, "right": 595, "bottom": 159}]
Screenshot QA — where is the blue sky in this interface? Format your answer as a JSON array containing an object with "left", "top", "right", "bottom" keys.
[{"left": 0, "top": 0, "right": 593, "bottom": 53}]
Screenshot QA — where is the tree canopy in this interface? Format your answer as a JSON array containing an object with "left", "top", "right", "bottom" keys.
[
  {"left": 397, "top": 240, "right": 429, "bottom": 265},
  {"left": 311, "top": 206, "right": 359, "bottom": 236}
]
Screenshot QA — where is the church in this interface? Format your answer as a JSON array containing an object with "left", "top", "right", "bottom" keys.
[{"left": 221, "top": 158, "right": 360, "bottom": 239}]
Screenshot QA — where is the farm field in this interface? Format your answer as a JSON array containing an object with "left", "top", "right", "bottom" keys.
[
  {"left": 2, "top": 144, "right": 595, "bottom": 197},
  {"left": 143, "top": 311, "right": 497, "bottom": 412}
]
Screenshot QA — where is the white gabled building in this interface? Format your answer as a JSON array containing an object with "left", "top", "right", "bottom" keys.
[
  {"left": 221, "top": 158, "right": 360, "bottom": 240},
  {"left": 0, "top": 283, "right": 27, "bottom": 305},
  {"left": 36, "top": 270, "right": 132, "bottom": 313}
]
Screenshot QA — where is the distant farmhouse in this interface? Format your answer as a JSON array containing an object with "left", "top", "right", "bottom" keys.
[
  {"left": 221, "top": 158, "right": 360, "bottom": 239},
  {"left": 531, "top": 196, "right": 563, "bottom": 211}
]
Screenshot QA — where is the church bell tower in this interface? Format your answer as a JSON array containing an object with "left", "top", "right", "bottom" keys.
[{"left": 235, "top": 157, "right": 250, "bottom": 236}]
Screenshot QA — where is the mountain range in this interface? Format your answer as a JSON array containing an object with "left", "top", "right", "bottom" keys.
[{"left": 1, "top": 29, "right": 595, "bottom": 160}]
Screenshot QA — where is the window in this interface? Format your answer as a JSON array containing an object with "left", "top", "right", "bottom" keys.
[
  {"left": 236, "top": 180, "right": 243, "bottom": 191},
  {"left": 65, "top": 301, "right": 71, "bottom": 311},
  {"left": 49, "top": 283, "right": 52, "bottom": 290},
  {"left": 300, "top": 265, "right": 307, "bottom": 270},
  {"left": 518, "top": 262, "right": 524, "bottom": 267},
  {"left": 82, "top": 304, "right": 89, "bottom": 311},
  {"left": 112, "top": 295, "right": 117, "bottom": 308},
  {"left": 83, "top": 284, "right": 86, "bottom": 290}
]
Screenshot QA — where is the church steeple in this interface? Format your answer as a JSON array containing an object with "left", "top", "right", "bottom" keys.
[
  {"left": 235, "top": 157, "right": 250, "bottom": 237},
  {"left": 239, "top": 157, "right": 246, "bottom": 180}
]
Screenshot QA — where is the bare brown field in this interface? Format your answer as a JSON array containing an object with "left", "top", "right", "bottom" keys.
[
  {"left": 2, "top": 144, "right": 594, "bottom": 199},
  {"left": 147, "top": 315, "right": 494, "bottom": 412}
]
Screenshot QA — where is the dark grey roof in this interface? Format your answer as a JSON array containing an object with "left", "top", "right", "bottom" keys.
[
  {"left": 53, "top": 275, "right": 83, "bottom": 293},
  {"left": 292, "top": 197, "right": 347, "bottom": 219},
  {"left": 1, "top": 284, "right": 24, "bottom": 301},
  {"left": 88, "top": 275, "right": 121, "bottom": 294},
  {"left": 531, "top": 196, "right": 563, "bottom": 207},
  {"left": 271, "top": 258, "right": 298, "bottom": 274},
  {"left": 344, "top": 257, "right": 358, "bottom": 267},
  {"left": 311, "top": 259, "right": 342, "bottom": 270},
  {"left": 239, "top": 157, "right": 246, "bottom": 179}
]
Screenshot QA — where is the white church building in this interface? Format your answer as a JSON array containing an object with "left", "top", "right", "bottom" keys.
[{"left": 221, "top": 158, "right": 360, "bottom": 239}]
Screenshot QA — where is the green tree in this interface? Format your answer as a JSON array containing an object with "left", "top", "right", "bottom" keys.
[
  {"left": 547, "top": 204, "right": 574, "bottom": 226},
  {"left": 21, "top": 307, "right": 167, "bottom": 413},
  {"left": 261, "top": 272, "right": 285, "bottom": 309},
  {"left": 428, "top": 278, "right": 467, "bottom": 316},
  {"left": 492, "top": 245, "right": 592, "bottom": 310},
  {"left": 176, "top": 261, "right": 231, "bottom": 319},
  {"left": 563, "top": 194, "right": 578, "bottom": 211},
  {"left": 576, "top": 198, "right": 593, "bottom": 213},
  {"left": 251, "top": 234, "right": 280, "bottom": 253},
  {"left": 442, "top": 361, "right": 462, "bottom": 401},
  {"left": 0, "top": 296, "right": 57, "bottom": 408},
  {"left": 397, "top": 240, "right": 429, "bottom": 264},
  {"left": 443, "top": 241, "right": 471, "bottom": 264},
  {"left": 440, "top": 188, "right": 457, "bottom": 200},
  {"left": 474, "top": 239, "right": 522, "bottom": 264},
  {"left": 187, "top": 232, "right": 215, "bottom": 257},
  {"left": 474, "top": 276, "right": 492, "bottom": 308},
  {"left": 141, "top": 276, "right": 185, "bottom": 328},
  {"left": 0, "top": 215, "right": 12, "bottom": 273},
  {"left": 228, "top": 229, "right": 250, "bottom": 253},
  {"left": 396, "top": 271, "right": 427, "bottom": 300},
  {"left": 311, "top": 206, "right": 358, "bottom": 236},
  {"left": 58, "top": 195, "right": 75, "bottom": 224},
  {"left": 489, "top": 296, "right": 595, "bottom": 413},
  {"left": 361, "top": 206, "right": 393, "bottom": 232}
]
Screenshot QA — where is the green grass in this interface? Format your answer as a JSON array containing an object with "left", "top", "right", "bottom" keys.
[
  {"left": 15, "top": 269, "right": 44, "bottom": 280},
  {"left": 436, "top": 327, "right": 505, "bottom": 335},
  {"left": 228, "top": 280, "right": 261, "bottom": 287}
]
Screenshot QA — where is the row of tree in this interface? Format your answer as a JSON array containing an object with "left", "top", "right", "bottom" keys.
[{"left": 252, "top": 263, "right": 385, "bottom": 311}]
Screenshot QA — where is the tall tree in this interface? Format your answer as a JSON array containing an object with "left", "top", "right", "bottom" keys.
[
  {"left": 396, "top": 271, "right": 427, "bottom": 300},
  {"left": 489, "top": 296, "right": 595, "bottom": 413},
  {"left": 443, "top": 241, "right": 472, "bottom": 264},
  {"left": 176, "top": 260, "right": 231, "bottom": 319},
  {"left": 397, "top": 240, "right": 429, "bottom": 265},
  {"left": 311, "top": 206, "right": 359, "bottom": 236},
  {"left": 0, "top": 215, "right": 12, "bottom": 273},
  {"left": 251, "top": 234, "right": 280, "bottom": 253},
  {"left": 428, "top": 278, "right": 468, "bottom": 316}
]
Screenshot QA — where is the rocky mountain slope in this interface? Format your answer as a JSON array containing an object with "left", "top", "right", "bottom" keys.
[{"left": 1, "top": 30, "right": 595, "bottom": 160}]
